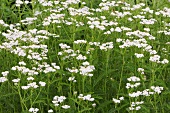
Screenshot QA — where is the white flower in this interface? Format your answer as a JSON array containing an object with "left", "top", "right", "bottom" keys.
[
  {"left": 89, "top": 25, "right": 94, "bottom": 29},
  {"left": 78, "top": 94, "right": 94, "bottom": 101},
  {"left": 19, "top": 61, "right": 26, "bottom": 66},
  {"left": 12, "top": 78, "right": 20, "bottom": 83},
  {"left": 11, "top": 67, "right": 17, "bottom": 70},
  {"left": 126, "top": 83, "right": 141, "bottom": 89},
  {"left": 21, "top": 86, "right": 30, "bottom": 90},
  {"left": 92, "top": 103, "right": 96, "bottom": 107},
  {"left": 113, "top": 98, "right": 120, "bottom": 103},
  {"left": 76, "top": 54, "right": 87, "bottom": 60},
  {"left": 25, "top": 0, "right": 29, "bottom": 4},
  {"left": 135, "top": 106, "right": 141, "bottom": 110},
  {"left": 115, "top": 27, "right": 122, "bottom": 32},
  {"left": 134, "top": 53, "right": 144, "bottom": 58},
  {"left": 74, "top": 40, "right": 87, "bottom": 44},
  {"left": 29, "top": 107, "right": 39, "bottom": 113},
  {"left": 28, "top": 82, "right": 39, "bottom": 88},
  {"left": 127, "top": 76, "right": 140, "bottom": 82},
  {"left": 151, "top": 86, "right": 163, "bottom": 94},
  {"left": 82, "top": 61, "right": 90, "bottom": 66},
  {"left": 16, "top": 0, "right": 23, "bottom": 7},
  {"left": 149, "top": 50, "right": 157, "bottom": 55},
  {"left": 61, "top": 105, "right": 70, "bottom": 109},
  {"left": 137, "top": 68, "right": 144, "bottom": 73},
  {"left": 149, "top": 55, "right": 160, "bottom": 62},
  {"left": 119, "top": 97, "right": 124, "bottom": 100},
  {"left": 116, "top": 38, "right": 123, "bottom": 42},
  {"left": 129, "top": 91, "right": 142, "bottom": 97},
  {"left": 0, "top": 77, "right": 8, "bottom": 82},
  {"left": 2, "top": 71, "right": 9, "bottom": 76},
  {"left": 68, "top": 77, "right": 75, "bottom": 81},
  {"left": 110, "top": 28, "right": 114, "bottom": 32},
  {"left": 27, "top": 77, "right": 34, "bottom": 81},
  {"left": 48, "top": 109, "right": 53, "bottom": 112},
  {"left": 129, "top": 107, "right": 135, "bottom": 110},
  {"left": 39, "top": 81, "right": 46, "bottom": 86},
  {"left": 161, "top": 59, "right": 169, "bottom": 64}
]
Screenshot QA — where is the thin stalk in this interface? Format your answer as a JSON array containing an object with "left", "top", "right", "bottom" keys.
[{"left": 117, "top": 49, "right": 126, "bottom": 97}]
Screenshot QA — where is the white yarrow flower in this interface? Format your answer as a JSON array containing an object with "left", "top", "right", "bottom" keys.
[{"left": 61, "top": 105, "right": 70, "bottom": 109}]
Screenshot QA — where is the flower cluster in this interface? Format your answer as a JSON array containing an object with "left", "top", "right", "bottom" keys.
[
  {"left": 78, "top": 94, "right": 95, "bottom": 101},
  {"left": 126, "top": 76, "right": 141, "bottom": 89},
  {"left": 0, "top": 0, "right": 169, "bottom": 112},
  {"left": 0, "top": 71, "right": 9, "bottom": 83},
  {"left": 52, "top": 96, "right": 70, "bottom": 109},
  {"left": 128, "top": 86, "right": 164, "bottom": 98},
  {"left": 137, "top": 68, "right": 144, "bottom": 75},
  {"left": 129, "top": 101, "right": 144, "bottom": 111},
  {"left": 29, "top": 107, "right": 39, "bottom": 113},
  {"left": 112, "top": 97, "right": 124, "bottom": 103}
]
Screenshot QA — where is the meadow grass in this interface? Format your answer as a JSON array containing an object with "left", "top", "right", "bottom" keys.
[{"left": 0, "top": 0, "right": 170, "bottom": 113}]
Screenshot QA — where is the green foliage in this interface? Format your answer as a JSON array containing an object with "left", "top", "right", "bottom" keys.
[{"left": 0, "top": 0, "right": 170, "bottom": 113}]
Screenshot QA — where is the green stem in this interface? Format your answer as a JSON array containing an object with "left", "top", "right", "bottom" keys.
[
  {"left": 47, "top": 74, "right": 50, "bottom": 110},
  {"left": 32, "top": 88, "right": 43, "bottom": 105},
  {"left": 17, "top": 86, "right": 27, "bottom": 111},
  {"left": 117, "top": 49, "right": 126, "bottom": 98}
]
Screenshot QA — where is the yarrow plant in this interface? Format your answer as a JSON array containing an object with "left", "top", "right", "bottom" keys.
[{"left": 0, "top": 0, "right": 170, "bottom": 113}]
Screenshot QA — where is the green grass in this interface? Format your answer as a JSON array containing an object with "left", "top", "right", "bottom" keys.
[{"left": 0, "top": 0, "right": 170, "bottom": 113}]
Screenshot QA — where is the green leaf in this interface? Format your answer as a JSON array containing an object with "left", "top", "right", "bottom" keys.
[{"left": 96, "top": 100, "right": 113, "bottom": 112}]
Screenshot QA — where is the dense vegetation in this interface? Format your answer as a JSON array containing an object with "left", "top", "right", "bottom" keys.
[{"left": 0, "top": 0, "right": 170, "bottom": 113}]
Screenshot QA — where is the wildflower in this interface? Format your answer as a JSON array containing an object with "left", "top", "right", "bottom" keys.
[
  {"left": 74, "top": 40, "right": 87, "bottom": 44},
  {"left": 129, "top": 91, "right": 142, "bottom": 97},
  {"left": 110, "top": 28, "right": 114, "bottom": 32},
  {"left": 134, "top": 53, "right": 144, "bottom": 58},
  {"left": 84, "top": 94, "right": 95, "bottom": 101},
  {"left": 137, "top": 68, "right": 144, "bottom": 74},
  {"left": 48, "top": 109, "right": 53, "bottom": 113},
  {"left": 82, "top": 61, "right": 90, "bottom": 66},
  {"left": 52, "top": 96, "right": 66, "bottom": 106},
  {"left": 67, "top": 68, "right": 78, "bottom": 73},
  {"left": 27, "top": 77, "right": 34, "bottom": 81},
  {"left": 29, "top": 107, "right": 39, "bottom": 113},
  {"left": 116, "top": 38, "right": 123, "bottom": 42},
  {"left": 76, "top": 54, "right": 87, "bottom": 60},
  {"left": 78, "top": 94, "right": 94, "bottom": 101},
  {"left": 129, "top": 101, "right": 144, "bottom": 111},
  {"left": 27, "top": 82, "right": 39, "bottom": 88},
  {"left": 24, "top": 0, "right": 30, "bottom": 4},
  {"left": 161, "top": 59, "right": 169, "bottom": 64},
  {"left": 68, "top": 77, "right": 75, "bottom": 81},
  {"left": 12, "top": 78, "right": 20, "bottom": 85},
  {"left": 126, "top": 82, "right": 141, "bottom": 89},
  {"left": 39, "top": 81, "right": 46, "bottom": 86},
  {"left": 127, "top": 76, "right": 140, "bottom": 82},
  {"left": 92, "top": 103, "right": 96, "bottom": 107},
  {"left": 16, "top": 0, "right": 23, "bottom": 7},
  {"left": 149, "top": 55, "right": 160, "bottom": 63},
  {"left": 113, "top": 98, "right": 120, "bottom": 103},
  {"left": 128, "top": 17, "right": 133, "bottom": 21},
  {"left": 79, "top": 65, "right": 95, "bottom": 76},
  {"left": 19, "top": 61, "right": 26, "bottom": 66},
  {"left": 151, "top": 86, "right": 163, "bottom": 94},
  {"left": 2, "top": 71, "right": 9, "bottom": 76},
  {"left": 62, "top": 105, "right": 70, "bottom": 109},
  {"left": 0, "top": 77, "right": 8, "bottom": 83},
  {"left": 149, "top": 50, "right": 157, "bottom": 55},
  {"left": 21, "top": 86, "right": 30, "bottom": 90},
  {"left": 115, "top": 27, "right": 122, "bottom": 32},
  {"left": 135, "top": 106, "right": 141, "bottom": 110}
]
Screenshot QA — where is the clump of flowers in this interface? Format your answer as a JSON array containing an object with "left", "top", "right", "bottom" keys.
[
  {"left": 78, "top": 94, "right": 95, "bottom": 101},
  {"left": 52, "top": 96, "right": 70, "bottom": 109}
]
